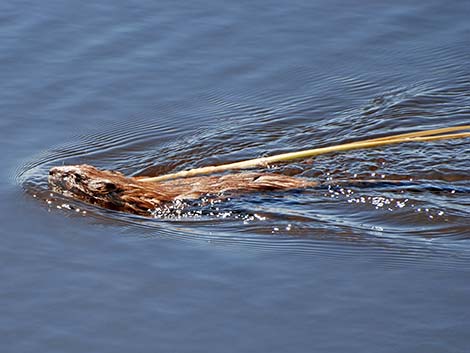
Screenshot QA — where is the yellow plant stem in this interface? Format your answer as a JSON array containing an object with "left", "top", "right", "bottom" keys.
[
  {"left": 138, "top": 126, "right": 470, "bottom": 183},
  {"left": 362, "top": 125, "right": 470, "bottom": 142}
]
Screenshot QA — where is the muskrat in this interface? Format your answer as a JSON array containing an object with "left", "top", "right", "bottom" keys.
[{"left": 48, "top": 165, "right": 319, "bottom": 216}]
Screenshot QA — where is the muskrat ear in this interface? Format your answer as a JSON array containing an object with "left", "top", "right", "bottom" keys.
[{"left": 88, "top": 179, "right": 118, "bottom": 193}]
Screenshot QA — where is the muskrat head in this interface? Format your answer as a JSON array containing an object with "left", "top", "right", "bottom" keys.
[
  {"left": 48, "top": 164, "right": 123, "bottom": 205},
  {"left": 48, "top": 164, "right": 164, "bottom": 215}
]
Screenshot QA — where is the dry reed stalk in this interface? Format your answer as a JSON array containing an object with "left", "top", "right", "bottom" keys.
[{"left": 138, "top": 125, "right": 470, "bottom": 183}]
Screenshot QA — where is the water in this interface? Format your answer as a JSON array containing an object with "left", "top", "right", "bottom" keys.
[{"left": 2, "top": 1, "right": 470, "bottom": 352}]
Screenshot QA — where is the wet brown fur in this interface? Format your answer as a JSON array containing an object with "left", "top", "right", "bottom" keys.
[{"left": 48, "top": 165, "right": 318, "bottom": 216}]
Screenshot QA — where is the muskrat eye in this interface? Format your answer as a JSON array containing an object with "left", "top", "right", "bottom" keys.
[
  {"left": 103, "top": 182, "right": 116, "bottom": 191},
  {"left": 88, "top": 179, "right": 117, "bottom": 193}
]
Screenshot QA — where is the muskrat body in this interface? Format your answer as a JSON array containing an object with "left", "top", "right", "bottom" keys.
[{"left": 48, "top": 165, "right": 318, "bottom": 216}]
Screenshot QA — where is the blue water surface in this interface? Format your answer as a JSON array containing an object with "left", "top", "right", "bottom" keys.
[{"left": 1, "top": 1, "right": 470, "bottom": 352}]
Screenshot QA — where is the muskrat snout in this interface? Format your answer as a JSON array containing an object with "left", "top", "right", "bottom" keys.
[
  {"left": 48, "top": 165, "right": 89, "bottom": 190},
  {"left": 49, "top": 166, "right": 63, "bottom": 177},
  {"left": 48, "top": 166, "right": 63, "bottom": 182}
]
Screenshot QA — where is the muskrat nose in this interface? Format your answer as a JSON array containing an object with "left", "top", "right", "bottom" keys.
[
  {"left": 49, "top": 166, "right": 68, "bottom": 177},
  {"left": 49, "top": 167, "right": 61, "bottom": 176}
]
